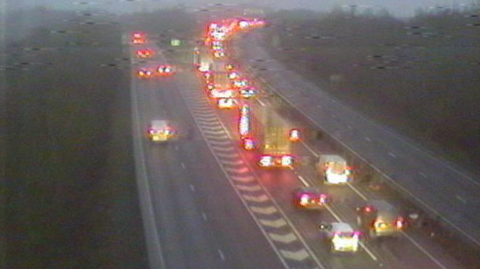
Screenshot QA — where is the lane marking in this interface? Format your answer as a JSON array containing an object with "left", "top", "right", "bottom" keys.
[
  {"left": 388, "top": 152, "right": 397, "bottom": 158},
  {"left": 347, "top": 183, "right": 368, "bottom": 201},
  {"left": 301, "top": 141, "right": 319, "bottom": 158},
  {"left": 236, "top": 184, "right": 262, "bottom": 192},
  {"left": 456, "top": 195, "right": 467, "bottom": 204},
  {"left": 202, "top": 212, "right": 208, "bottom": 221},
  {"left": 268, "top": 233, "right": 298, "bottom": 244},
  {"left": 218, "top": 249, "right": 226, "bottom": 261},
  {"left": 190, "top": 184, "right": 195, "bottom": 192},
  {"left": 298, "top": 175, "right": 310, "bottom": 187},
  {"left": 175, "top": 145, "right": 179, "bottom": 151},
  {"left": 242, "top": 194, "right": 269, "bottom": 203},
  {"left": 258, "top": 99, "right": 267, "bottom": 106},
  {"left": 402, "top": 232, "right": 449, "bottom": 269},
  {"left": 419, "top": 172, "right": 428, "bottom": 178},
  {"left": 259, "top": 218, "right": 288, "bottom": 228},
  {"left": 279, "top": 249, "right": 310, "bottom": 261},
  {"left": 181, "top": 163, "right": 186, "bottom": 169},
  {"left": 365, "top": 137, "right": 372, "bottom": 142}
]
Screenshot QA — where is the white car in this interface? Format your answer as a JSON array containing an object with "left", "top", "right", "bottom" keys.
[
  {"left": 317, "top": 155, "right": 353, "bottom": 184},
  {"left": 217, "top": 98, "right": 237, "bottom": 109},
  {"left": 319, "top": 222, "right": 361, "bottom": 253}
]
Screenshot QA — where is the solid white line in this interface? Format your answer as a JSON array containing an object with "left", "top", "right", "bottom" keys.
[
  {"left": 456, "top": 195, "right": 467, "bottom": 204},
  {"left": 131, "top": 55, "right": 167, "bottom": 269},
  {"left": 346, "top": 183, "right": 368, "bottom": 201},
  {"left": 301, "top": 141, "right": 319, "bottom": 158},
  {"left": 298, "top": 176, "right": 310, "bottom": 187},
  {"left": 402, "top": 232, "right": 449, "bottom": 269},
  {"left": 365, "top": 137, "right": 372, "bottom": 142},
  {"left": 218, "top": 249, "right": 226, "bottom": 261},
  {"left": 388, "top": 152, "right": 397, "bottom": 158},
  {"left": 201, "top": 212, "right": 208, "bottom": 221},
  {"left": 190, "top": 184, "right": 195, "bottom": 192},
  {"left": 181, "top": 163, "right": 186, "bottom": 169},
  {"left": 419, "top": 172, "right": 428, "bottom": 178},
  {"left": 257, "top": 99, "right": 266, "bottom": 106}
]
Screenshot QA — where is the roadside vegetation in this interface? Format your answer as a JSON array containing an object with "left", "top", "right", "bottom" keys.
[
  {"left": 263, "top": 6, "right": 480, "bottom": 174},
  {"left": 6, "top": 8, "right": 147, "bottom": 269}
]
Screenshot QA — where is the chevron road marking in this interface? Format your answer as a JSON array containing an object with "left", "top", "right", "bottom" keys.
[
  {"left": 280, "top": 249, "right": 310, "bottom": 261},
  {"left": 250, "top": 206, "right": 278, "bottom": 215},
  {"left": 242, "top": 194, "right": 269, "bottom": 203},
  {"left": 269, "top": 233, "right": 298, "bottom": 244},
  {"left": 259, "top": 218, "right": 288, "bottom": 228},
  {"left": 236, "top": 184, "right": 262, "bottom": 192},
  {"left": 230, "top": 175, "right": 255, "bottom": 183}
]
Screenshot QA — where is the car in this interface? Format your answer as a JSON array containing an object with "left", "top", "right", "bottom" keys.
[
  {"left": 136, "top": 49, "right": 154, "bottom": 58},
  {"left": 157, "top": 65, "right": 174, "bottom": 76},
  {"left": 239, "top": 87, "right": 257, "bottom": 99},
  {"left": 356, "top": 200, "right": 407, "bottom": 239},
  {"left": 316, "top": 155, "right": 353, "bottom": 184},
  {"left": 217, "top": 98, "right": 237, "bottom": 109},
  {"left": 147, "top": 120, "right": 176, "bottom": 142},
  {"left": 232, "top": 78, "right": 248, "bottom": 89},
  {"left": 137, "top": 68, "right": 154, "bottom": 79},
  {"left": 319, "top": 222, "right": 361, "bottom": 253},
  {"left": 132, "top": 32, "right": 147, "bottom": 44},
  {"left": 292, "top": 187, "right": 330, "bottom": 210}
]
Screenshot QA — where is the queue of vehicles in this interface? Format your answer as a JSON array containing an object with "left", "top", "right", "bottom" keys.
[
  {"left": 193, "top": 18, "right": 414, "bottom": 254},
  {"left": 133, "top": 18, "right": 414, "bottom": 257}
]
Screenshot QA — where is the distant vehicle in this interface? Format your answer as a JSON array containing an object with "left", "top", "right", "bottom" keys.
[
  {"left": 157, "top": 65, "right": 175, "bottom": 76},
  {"left": 132, "top": 32, "right": 147, "bottom": 44},
  {"left": 232, "top": 78, "right": 249, "bottom": 89},
  {"left": 147, "top": 120, "right": 176, "bottom": 142},
  {"left": 138, "top": 68, "right": 154, "bottom": 79},
  {"left": 293, "top": 187, "right": 330, "bottom": 210},
  {"left": 239, "top": 87, "right": 257, "bottom": 99},
  {"left": 316, "top": 155, "right": 352, "bottom": 184},
  {"left": 356, "top": 200, "right": 407, "bottom": 239},
  {"left": 217, "top": 98, "right": 237, "bottom": 109},
  {"left": 319, "top": 222, "right": 361, "bottom": 253},
  {"left": 136, "top": 49, "right": 154, "bottom": 58},
  {"left": 288, "top": 128, "right": 300, "bottom": 142}
]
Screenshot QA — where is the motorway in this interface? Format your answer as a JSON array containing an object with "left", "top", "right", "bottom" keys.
[
  {"left": 234, "top": 30, "right": 480, "bottom": 248},
  {"left": 128, "top": 34, "right": 468, "bottom": 269}
]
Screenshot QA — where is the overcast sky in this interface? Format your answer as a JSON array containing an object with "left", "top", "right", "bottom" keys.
[{"left": 9, "top": 0, "right": 477, "bottom": 17}]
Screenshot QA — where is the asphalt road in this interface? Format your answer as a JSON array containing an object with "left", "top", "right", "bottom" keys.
[
  {"left": 128, "top": 34, "right": 468, "bottom": 269},
  {"left": 234, "top": 30, "right": 480, "bottom": 248},
  {"left": 129, "top": 41, "right": 286, "bottom": 269}
]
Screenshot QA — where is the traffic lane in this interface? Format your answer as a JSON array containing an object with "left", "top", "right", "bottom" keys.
[
  {"left": 291, "top": 133, "right": 466, "bottom": 269},
  {"left": 238, "top": 34, "right": 480, "bottom": 246},
  {"left": 134, "top": 74, "right": 225, "bottom": 269},
  {"left": 212, "top": 75, "right": 461, "bottom": 269},
  {"left": 151, "top": 72, "right": 286, "bottom": 269},
  {"left": 210, "top": 100, "right": 383, "bottom": 269}
]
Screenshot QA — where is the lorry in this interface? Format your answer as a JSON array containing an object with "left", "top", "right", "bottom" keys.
[
  {"left": 194, "top": 46, "right": 213, "bottom": 72},
  {"left": 244, "top": 105, "right": 294, "bottom": 167},
  {"left": 209, "top": 71, "right": 236, "bottom": 99},
  {"left": 316, "top": 154, "right": 353, "bottom": 184}
]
